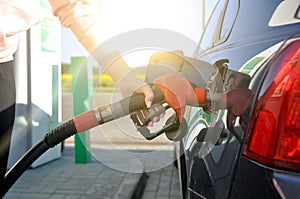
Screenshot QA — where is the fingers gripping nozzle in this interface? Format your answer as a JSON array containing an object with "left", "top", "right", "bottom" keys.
[{"left": 131, "top": 73, "right": 209, "bottom": 141}]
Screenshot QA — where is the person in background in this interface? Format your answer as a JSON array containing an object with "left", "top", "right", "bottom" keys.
[{"left": 0, "top": 0, "right": 160, "bottom": 189}]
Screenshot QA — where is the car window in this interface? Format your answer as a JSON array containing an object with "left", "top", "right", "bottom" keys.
[
  {"left": 199, "top": 0, "right": 227, "bottom": 51},
  {"left": 297, "top": 4, "right": 300, "bottom": 19},
  {"left": 218, "top": 0, "right": 239, "bottom": 43}
]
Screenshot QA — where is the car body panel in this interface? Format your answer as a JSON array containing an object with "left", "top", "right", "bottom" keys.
[{"left": 273, "top": 171, "right": 300, "bottom": 199}]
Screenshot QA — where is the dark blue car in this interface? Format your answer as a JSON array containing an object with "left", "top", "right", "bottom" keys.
[{"left": 173, "top": 0, "right": 300, "bottom": 198}]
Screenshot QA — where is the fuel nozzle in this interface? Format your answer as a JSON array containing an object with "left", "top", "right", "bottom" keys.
[
  {"left": 130, "top": 73, "right": 254, "bottom": 141},
  {"left": 70, "top": 73, "right": 253, "bottom": 142}
]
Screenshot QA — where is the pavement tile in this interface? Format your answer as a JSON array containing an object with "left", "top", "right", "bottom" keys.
[{"left": 142, "top": 191, "right": 157, "bottom": 199}]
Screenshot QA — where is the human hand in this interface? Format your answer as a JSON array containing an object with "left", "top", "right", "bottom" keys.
[
  {"left": 117, "top": 72, "right": 165, "bottom": 126},
  {"left": 99, "top": 51, "right": 165, "bottom": 126},
  {"left": 135, "top": 104, "right": 165, "bottom": 127}
]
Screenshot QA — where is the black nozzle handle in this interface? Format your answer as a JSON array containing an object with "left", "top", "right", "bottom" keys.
[
  {"left": 122, "top": 85, "right": 165, "bottom": 113},
  {"left": 97, "top": 86, "right": 165, "bottom": 123}
]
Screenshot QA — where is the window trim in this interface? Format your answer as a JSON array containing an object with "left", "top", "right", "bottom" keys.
[
  {"left": 195, "top": 0, "right": 222, "bottom": 54},
  {"left": 215, "top": 0, "right": 240, "bottom": 46},
  {"left": 195, "top": 0, "right": 240, "bottom": 55}
]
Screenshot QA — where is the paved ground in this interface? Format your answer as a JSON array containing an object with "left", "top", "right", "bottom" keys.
[
  {"left": 5, "top": 146, "right": 181, "bottom": 199},
  {"left": 143, "top": 165, "right": 181, "bottom": 199},
  {"left": 5, "top": 92, "right": 182, "bottom": 198}
]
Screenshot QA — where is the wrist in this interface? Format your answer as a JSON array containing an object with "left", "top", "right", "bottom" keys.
[
  {"left": 117, "top": 71, "right": 146, "bottom": 98},
  {"left": 104, "top": 52, "right": 131, "bottom": 83}
]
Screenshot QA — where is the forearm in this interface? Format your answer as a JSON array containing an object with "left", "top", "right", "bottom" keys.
[{"left": 48, "top": 0, "right": 129, "bottom": 81}]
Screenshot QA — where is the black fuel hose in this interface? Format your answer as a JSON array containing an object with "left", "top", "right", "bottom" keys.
[{"left": 1, "top": 120, "right": 77, "bottom": 197}]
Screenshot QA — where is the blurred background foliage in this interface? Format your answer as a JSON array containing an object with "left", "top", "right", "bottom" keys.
[{"left": 61, "top": 63, "right": 146, "bottom": 92}]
